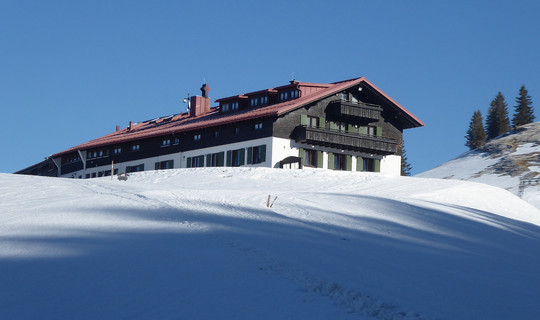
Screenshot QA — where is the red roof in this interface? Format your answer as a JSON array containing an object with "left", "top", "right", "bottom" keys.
[{"left": 52, "top": 77, "right": 423, "bottom": 157}]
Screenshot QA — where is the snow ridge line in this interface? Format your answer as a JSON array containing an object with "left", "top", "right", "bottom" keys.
[{"left": 227, "top": 241, "right": 435, "bottom": 320}]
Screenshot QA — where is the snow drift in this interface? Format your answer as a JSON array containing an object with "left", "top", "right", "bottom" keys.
[{"left": 1, "top": 168, "right": 539, "bottom": 320}]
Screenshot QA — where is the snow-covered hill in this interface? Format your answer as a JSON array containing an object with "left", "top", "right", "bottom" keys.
[
  {"left": 1, "top": 168, "right": 540, "bottom": 319},
  {"left": 419, "top": 122, "right": 540, "bottom": 208}
]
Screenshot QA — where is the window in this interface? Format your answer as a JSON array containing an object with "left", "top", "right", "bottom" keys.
[
  {"left": 363, "top": 158, "right": 375, "bottom": 172},
  {"left": 155, "top": 160, "right": 174, "bottom": 170},
  {"left": 305, "top": 149, "right": 318, "bottom": 167},
  {"left": 132, "top": 144, "right": 140, "bottom": 152},
  {"left": 231, "top": 101, "right": 238, "bottom": 110},
  {"left": 281, "top": 89, "right": 299, "bottom": 101},
  {"left": 367, "top": 126, "right": 377, "bottom": 136},
  {"left": 113, "top": 147, "right": 122, "bottom": 155},
  {"left": 174, "top": 138, "right": 180, "bottom": 145},
  {"left": 214, "top": 130, "right": 220, "bottom": 138},
  {"left": 334, "top": 154, "right": 347, "bottom": 170},
  {"left": 308, "top": 116, "right": 319, "bottom": 128},
  {"left": 210, "top": 152, "right": 225, "bottom": 167},
  {"left": 87, "top": 149, "right": 109, "bottom": 159},
  {"left": 193, "top": 134, "right": 201, "bottom": 141},
  {"left": 221, "top": 103, "right": 230, "bottom": 112},
  {"left": 248, "top": 145, "right": 266, "bottom": 164},
  {"left": 250, "top": 96, "right": 268, "bottom": 107},
  {"left": 161, "top": 139, "right": 171, "bottom": 147},
  {"left": 63, "top": 154, "right": 81, "bottom": 164},
  {"left": 234, "top": 127, "right": 240, "bottom": 135},
  {"left": 126, "top": 164, "right": 144, "bottom": 173},
  {"left": 187, "top": 155, "right": 204, "bottom": 168},
  {"left": 341, "top": 92, "right": 348, "bottom": 101},
  {"left": 232, "top": 149, "right": 242, "bottom": 166},
  {"left": 254, "top": 122, "right": 263, "bottom": 130},
  {"left": 226, "top": 148, "right": 245, "bottom": 167}
]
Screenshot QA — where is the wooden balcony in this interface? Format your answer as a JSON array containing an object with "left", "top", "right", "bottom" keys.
[
  {"left": 294, "top": 126, "right": 398, "bottom": 155},
  {"left": 329, "top": 100, "right": 382, "bottom": 120}
]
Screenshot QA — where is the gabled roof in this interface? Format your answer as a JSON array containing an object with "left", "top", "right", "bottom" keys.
[{"left": 52, "top": 77, "right": 423, "bottom": 157}]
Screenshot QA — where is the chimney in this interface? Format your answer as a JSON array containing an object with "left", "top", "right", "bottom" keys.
[
  {"left": 128, "top": 121, "right": 133, "bottom": 131},
  {"left": 201, "top": 83, "right": 210, "bottom": 98},
  {"left": 190, "top": 83, "right": 211, "bottom": 117},
  {"left": 116, "top": 125, "right": 120, "bottom": 132}
]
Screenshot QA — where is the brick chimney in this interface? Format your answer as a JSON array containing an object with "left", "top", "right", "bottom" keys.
[{"left": 190, "top": 84, "right": 211, "bottom": 117}]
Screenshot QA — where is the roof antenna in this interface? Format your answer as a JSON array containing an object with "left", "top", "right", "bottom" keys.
[{"left": 291, "top": 72, "right": 295, "bottom": 81}]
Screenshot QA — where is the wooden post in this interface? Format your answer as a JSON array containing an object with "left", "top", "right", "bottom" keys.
[
  {"left": 267, "top": 195, "right": 271, "bottom": 207},
  {"left": 111, "top": 161, "right": 114, "bottom": 180}
]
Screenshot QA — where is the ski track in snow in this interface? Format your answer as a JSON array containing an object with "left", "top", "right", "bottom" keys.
[{"left": 1, "top": 168, "right": 540, "bottom": 319}]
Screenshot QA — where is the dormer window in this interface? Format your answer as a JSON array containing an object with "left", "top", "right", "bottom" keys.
[
  {"left": 250, "top": 96, "right": 268, "bottom": 107},
  {"left": 279, "top": 89, "right": 299, "bottom": 101},
  {"left": 221, "top": 101, "right": 239, "bottom": 112},
  {"left": 161, "top": 139, "right": 171, "bottom": 147}
]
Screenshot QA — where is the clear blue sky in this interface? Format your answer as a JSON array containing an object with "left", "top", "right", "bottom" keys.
[{"left": 1, "top": 0, "right": 539, "bottom": 175}]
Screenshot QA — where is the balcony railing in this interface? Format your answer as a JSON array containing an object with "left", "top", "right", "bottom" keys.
[
  {"left": 329, "top": 100, "right": 382, "bottom": 120},
  {"left": 294, "top": 125, "right": 398, "bottom": 155}
]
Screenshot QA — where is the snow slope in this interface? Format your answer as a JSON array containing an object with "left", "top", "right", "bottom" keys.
[
  {"left": 419, "top": 122, "right": 540, "bottom": 208},
  {"left": 1, "top": 168, "right": 540, "bottom": 320}
]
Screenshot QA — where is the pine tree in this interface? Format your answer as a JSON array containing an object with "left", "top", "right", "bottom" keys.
[
  {"left": 401, "top": 142, "right": 412, "bottom": 176},
  {"left": 465, "top": 110, "right": 486, "bottom": 150},
  {"left": 512, "top": 85, "right": 535, "bottom": 127},
  {"left": 485, "top": 92, "right": 511, "bottom": 140}
]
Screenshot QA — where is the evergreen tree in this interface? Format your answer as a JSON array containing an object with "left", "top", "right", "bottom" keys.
[
  {"left": 485, "top": 92, "right": 511, "bottom": 140},
  {"left": 465, "top": 110, "right": 486, "bottom": 150},
  {"left": 512, "top": 85, "right": 535, "bottom": 127},
  {"left": 401, "top": 142, "right": 412, "bottom": 176}
]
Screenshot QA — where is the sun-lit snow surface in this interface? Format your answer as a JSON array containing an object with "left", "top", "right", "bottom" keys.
[
  {"left": 1, "top": 168, "right": 540, "bottom": 320},
  {"left": 419, "top": 122, "right": 540, "bottom": 208}
]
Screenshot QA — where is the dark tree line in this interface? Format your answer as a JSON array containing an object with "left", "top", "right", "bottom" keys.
[{"left": 465, "top": 85, "right": 535, "bottom": 150}]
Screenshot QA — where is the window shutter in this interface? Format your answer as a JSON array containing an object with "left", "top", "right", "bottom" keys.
[
  {"left": 377, "top": 127, "right": 383, "bottom": 137},
  {"left": 261, "top": 145, "right": 266, "bottom": 162},
  {"left": 247, "top": 147, "right": 253, "bottom": 164},
  {"left": 346, "top": 155, "right": 352, "bottom": 171},
  {"left": 330, "top": 122, "right": 338, "bottom": 130},
  {"left": 240, "top": 148, "right": 245, "bottom": 165},
  {"left": 300, "top": 114, "right": 308, "bottom": 126},
  {"left": 299, "top": 148, "right": 305, "bottom": 163},
  {"left": 187, "top": 157, "right": 192, "bottom": 168},
  {"left": 328, "top": 152, "right": 334, "bottom": 170},
  {"left": 357, "top": 157, "right": 364, "bottom": 171},
  {"left": 348, "top": 124, "right": 355, "bottom": 133},
  {"left": 317, "top": 150, "right": 323, "bottom": 168},
  {"left": 375, "top": 159, "right": 381, "bottom": 172},
  {"left": 226, "top": 151, "right": 232, "bottom": 167},
  {"left": 155, "top": 162, "right": 160, "bottom": 170},
  {"left": 206, "top": 154, "right": 211, "bottom": 167},
  {"left": 319, "top": 117, "right": 326, "bottom": 129}
]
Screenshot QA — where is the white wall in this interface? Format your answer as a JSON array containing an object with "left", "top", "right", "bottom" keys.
[
  {"left": 380, "top": 155, "right": 401, "bottom": 176},
  {"left": 60, "top": 137, "right": 402, "bottom": 178}
]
